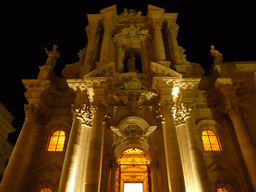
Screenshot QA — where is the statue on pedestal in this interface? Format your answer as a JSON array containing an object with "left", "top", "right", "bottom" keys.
[
  {"left": 210, "top": 45, "right": 223, "bottom": 64},
  {"left": 45, "top": 44, "right": 60, "bottom": 66},
  {"left": 127, "top": 54, "right": 136, "bottom": 72}
]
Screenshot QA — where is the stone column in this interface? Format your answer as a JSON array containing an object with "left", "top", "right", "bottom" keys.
[
  {"left": 84, "top": 24, "right": 98, "bottom": 73},
  {"left": 151, "top": 162, "right": 159, "bottom": 192},
  {"left": 168, "top": 23, "right": 181, "bottom": 64},
  {"left": 58, "top": 106, "right": 84, "bottom": 192},
  {"left": 160, "top": 101, "right": 186, "bottom": 192},
  {"left": 0, "top": 105, "right": 40, "bottom": 192},
  {"left": 84, "top": 108, "right": 105, "bottom": 192},
  {"left": 184, "top": 110, "right": 210, "bottom": 192},
  {"left": 73, "top": 124, "right": 92, "bottom": 192},
  {"left": 153, "top": 19, "right": 166, "bottom": 61},
  {"left": 215, "top": 79, "right": 256, "bottom": 190},
  {"left": 100, "top": 20, "right": 114, "bottom": 63},
  {"left": 228, "top": 107, "right": 256, "bottom": 190}
]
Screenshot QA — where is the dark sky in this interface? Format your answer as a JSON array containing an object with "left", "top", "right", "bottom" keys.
[{"left": 1, "top": 1, "right": 256, "bottom": 140}]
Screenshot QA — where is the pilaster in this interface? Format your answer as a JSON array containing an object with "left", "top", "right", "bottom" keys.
[
  {"left": 215, "top": 78, "right": 256, "bottom": 191},
  {"left": 84, "top": 21, "right": 100, "bottom": 73},
  {"left": 100, "top": 20, "right": 115, "bottom": 64},
  {"left": 152, "top": 19, "right": 166, "bottom": 61},
  {"left": 167, "top": 23, "right": 181, "bottom": 64}
]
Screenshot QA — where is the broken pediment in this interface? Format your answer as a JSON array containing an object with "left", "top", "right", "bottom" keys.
[
  {"left": 150, "top": 62, "right": 182, "bottom": 77},
  {"left": 85, "top": 62, "right": 116, "bottom": 77}
]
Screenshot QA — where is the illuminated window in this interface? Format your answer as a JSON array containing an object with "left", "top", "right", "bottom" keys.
[
  {"left": 202, "top": 129, "right": 222, "bottom": 151},
  {"left": 47, "top": 130, "right": 65, "bottom": 151},
  {"left": 217, "top": 186, "right": 229, "bottom": 192},
  {"left": 40, "top": 187, "right": 52, "bottom": 192}
]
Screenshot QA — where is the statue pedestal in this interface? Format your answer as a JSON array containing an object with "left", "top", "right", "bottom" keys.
[{"left": 37, "top": 65, "right": 53, "bottom": 79}]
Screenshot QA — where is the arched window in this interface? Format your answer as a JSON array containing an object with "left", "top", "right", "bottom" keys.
[
  {"left": 40, "top": 187, "right": 52, "bottom": 192},
  {"left": 202, "top": 129, "right": 222, "bottom": 151},
  {"left": 47, "top": 130, "right": 65, "bottom": 151}
]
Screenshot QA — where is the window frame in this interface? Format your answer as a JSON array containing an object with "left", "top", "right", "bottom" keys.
[
  {"left": 46, "top": 130, "right": 66, "bottom": 152},
  {"left": 201, "top": 129, "right": 222, "bottom": 152}
]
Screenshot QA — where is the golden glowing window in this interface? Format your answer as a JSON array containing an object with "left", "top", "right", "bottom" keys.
[
  {"left": 217, "top": 187, "right": 229, "bottom": 192},
  {"left": 202, "top": 129, "right": 222, "bottom": 151},
  {"left": 40, "top": 187, "right": 52, "bottom": 192},
  {"left": 47, "top": 130, "right": 65, "bottom": 151}
]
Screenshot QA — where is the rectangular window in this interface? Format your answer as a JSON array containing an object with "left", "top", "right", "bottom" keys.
[{"left": 124, "top": 182, "right": 143, "bottom": 192}]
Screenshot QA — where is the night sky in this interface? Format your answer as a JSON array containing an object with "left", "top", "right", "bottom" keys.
[{"left": 1, "top": 1, "right": 255, "bottom": 142}]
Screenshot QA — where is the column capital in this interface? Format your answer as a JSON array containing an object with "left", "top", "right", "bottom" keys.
[
  {"left": 214, "top": 78, "right": 244, "bottom": 114},
  {"left": 71, "top": 104, "right": 95, "bottom": 126},
  {"left": 152, "top": 18, "right": 163, "bottom": 29},
  {"left": 172, "top": 102, "right": 194, "bottom": 126}
]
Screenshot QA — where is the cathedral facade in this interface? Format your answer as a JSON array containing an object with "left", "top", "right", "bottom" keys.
[{"left": 1, "top": 5, "right": 256, "bottom": 192}]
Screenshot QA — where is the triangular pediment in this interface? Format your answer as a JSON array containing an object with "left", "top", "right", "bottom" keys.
[{"left": 207, "top": 162, "right": 236, "bottom": 173}]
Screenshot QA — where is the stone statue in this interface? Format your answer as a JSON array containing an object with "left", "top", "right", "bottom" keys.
[
  {"left": 179, "top": 46, "right": 187, "bottom": 63},
  {"left": 210, "top": 45, "right": 223, "bottom": 64},
  {"left": 127, "top": 54, "right": 136, "bottom": 72},
  {"left": 45, "top": 44, "right": 60, "bottom": 66}
]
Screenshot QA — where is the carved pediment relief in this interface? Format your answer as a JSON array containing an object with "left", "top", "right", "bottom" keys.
[{"left": 110, "top": 116, "right": 157, "bottom": 140}]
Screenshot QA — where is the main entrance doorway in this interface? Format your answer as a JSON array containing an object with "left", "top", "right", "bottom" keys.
[{"left": 116, "top": 148, "right": 150, "bottom": 192}]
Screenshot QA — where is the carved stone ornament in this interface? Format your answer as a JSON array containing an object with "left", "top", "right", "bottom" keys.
[
  {"left": 118, "top": 9, "right": 143, "bottom": 22},
  {"left": 172, "top": 102, "right": 193, "bottom": 126},
  {"left": 71, "top": 104, "right": 95, "bottom": 126},
  {"left": 123, "top": 123, "right": 144, "bottom": 139}
]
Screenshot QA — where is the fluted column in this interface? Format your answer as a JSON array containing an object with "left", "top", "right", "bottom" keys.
[
  {"left": 100, "top": 20, "right": 114, "bottom": 63},
  {"left": 84, "top": 108, "right": 105, "bottom": 192},
  {"left": 160, "top": 100, "right": 186, "bottom": 192},
  {"left": 167, "top": 23, "right": 181, "bottom": 64},
  {"left": 183, "top": 107, "right": 210, "bottom": 192},
  {"left": 228, "top": 107, "right": 256, "bottom": 190},
  {"left": 153, "top": 19, "right": 166, "bottom": 61},
  {"left": 0, "top": 105, "right": 41, "bottom": 192},
  {"left": 58, "top": 106, "right": 84, "bottom": 192}
]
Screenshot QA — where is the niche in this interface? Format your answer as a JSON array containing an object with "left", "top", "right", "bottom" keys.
[{"left": 123, "top": 48, "right": 142, "bottom": 73}]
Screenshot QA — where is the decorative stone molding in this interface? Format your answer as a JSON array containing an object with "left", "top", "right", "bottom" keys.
[{"left": 123, "top": 123, "right": 144, "bottom": 139}]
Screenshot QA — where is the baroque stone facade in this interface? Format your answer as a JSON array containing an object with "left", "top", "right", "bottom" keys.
[{"left": 1, "top": 5, "right": 256, "bottom": 192}]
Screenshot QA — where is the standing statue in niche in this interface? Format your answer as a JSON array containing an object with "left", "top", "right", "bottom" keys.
[
  {"left": 45, "top": 44, "right": 60, "bottom": 66},
  {"left": 210, "top": 45, "right": 223, "bottom": 64},
  {"left": 127, "top": 54, "right": 136, "bottom": 72}
]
